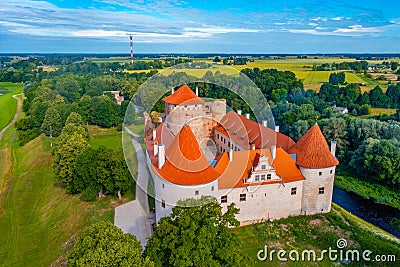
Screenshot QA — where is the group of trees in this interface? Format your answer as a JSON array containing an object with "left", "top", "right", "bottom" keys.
[
  {"left": 67, "top": 197, "right": 248, "bottom": 267},
  {"left": 15, "top": 75, "right": 138, "bottom": 145},
  {"left": 328, "top": 72, "right": 346, "bottom": 85},
  {"left": 52, "top": 112, "right": 132, "bottom": 200}
]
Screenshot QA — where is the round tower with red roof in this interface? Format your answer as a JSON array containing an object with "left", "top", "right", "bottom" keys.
[{"left": 289, "top": 124, "right": 339, "bottom": 215}]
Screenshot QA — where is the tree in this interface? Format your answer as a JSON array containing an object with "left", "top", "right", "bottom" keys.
[
  {"left": 144, "top": 196, "right": 249, "bottom": 267},
  {"left": 358, "top": 104, "right": 370, "bottom": 115},
  {"left": 350, "top": 138, "right": 400, "bottom": 186},
  {"left": 111, "top": 148, "right": 133, "bottom": 199},
  {"left": 67, "top": 221, "right": 153, "bottom": 266},
  {"left": 41, "top": 106, "right": 62, "bottom": 137},
  {"left": 66, "top": 111, "right": 84, "bottom": 126},
  {"left": 320, "top": 117, "right": 348, "bottom": 157},
  {"left": 289, "top": 120, "right": 309, "bottom": 141},
  {"left": 369, "top": 86, "right": 390, "bottom": 108},
  {"left": 213, "top": 56, "right": 221, "bottom": 63},
  {"left": 329, "top": 72, "right": 345, "bottom": 85},
  {"left": 53, "top": 132, "right": 89, "bottom": 193},
  {"left": 347, "top": 119, "right": 386, "bottom": 148},
  {"left": 390, "top": 61, "right": 398, "bottom": 71}
]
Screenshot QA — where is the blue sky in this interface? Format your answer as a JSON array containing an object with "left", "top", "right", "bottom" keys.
[{"left": 0, "top": 0, "right": 399, "bottom": 53}]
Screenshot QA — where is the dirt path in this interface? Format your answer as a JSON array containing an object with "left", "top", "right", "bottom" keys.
[{"left": 0, "top": 94, "right": 23, "bottom": 141}]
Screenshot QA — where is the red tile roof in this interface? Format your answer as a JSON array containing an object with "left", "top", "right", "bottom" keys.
[
  {"left": 213, "top": 111, "right": 295, "bottom": 151},
  {"left": 215, "top": 148, "right": 304, "bottom": 189},
  {"left": 154, "top": 125, "right": 220, "bottom": 185},
  {"left": 289, "top": 124, "right": 339, "bottom": 168},
  {"left": 163, "top": 84, "right": 204, "bottom": 105},
  {"left": 144, "top": 123, "right": 174, "bottom": 163}
]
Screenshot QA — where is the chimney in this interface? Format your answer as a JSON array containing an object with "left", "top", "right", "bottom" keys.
[
  {"left": 271, "top": 145, "right": 276, "bottom": 160},
  {"left": 245, "top": 113, "right": 250, "bottom": 119},
  {"left": 262, "top": 120, "right": 268, "bottom": 127},
  {"left": 152, "top": 128, "right": 156, "bottom": 140},
  {"left": 158, "top": 144, "right": 165, "bottom": 169},
  {"left": 229, "top": 148, "right": 233, "bottom": 162},
  {"left": 330, "top": 141, "right": 337, "bottom": 157},
  {"left": 171, "top": 87, "right": 174, "bottom": 94},
  {"left": 195, "top": 86, "right": 199, "bottom": 96},
  {"left": 237, "top": 110, "right": 242, "bottom": 115},
  {"left": 275, "top": 126, "right": 280, "bottom": 133},
  {"left": 154, "top": 139, "right": 159, "bottom": 156},
  {"left": 251, "top": 144, "right": 255, "bottom": 150}
]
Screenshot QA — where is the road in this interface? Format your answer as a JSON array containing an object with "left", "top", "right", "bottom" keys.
[
  {"left": 0, "top": 94, "right": 23, "bottom": 141},
  {"left": 114, "top": 127, "right": 152, "bottom": 248}
]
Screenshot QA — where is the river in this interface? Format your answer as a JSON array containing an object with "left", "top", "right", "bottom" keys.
[{"left": 332, "top": 187, "right": 400, "bottom": 238}]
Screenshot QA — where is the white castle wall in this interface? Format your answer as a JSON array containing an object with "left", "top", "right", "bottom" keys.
[
  {"left": 219, "top": 180, "right": 304, "bottom": 225},
  {"left": 146, "top": 151, "right": 219, "bottom": 222},
  {"left": 299, "top": 166, "right": 336, "bottom": 215}
]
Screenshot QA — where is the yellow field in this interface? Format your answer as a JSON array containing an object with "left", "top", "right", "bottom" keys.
[{"left": 106, "top": 57, "right": 400, "bottom": 91}]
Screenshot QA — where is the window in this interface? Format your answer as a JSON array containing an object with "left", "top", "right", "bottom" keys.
[
  {"left": 330, "top": 170, "right": 333, "bottom": 174},
  {"left": 217, "top": 134, "right": 219, "bottom": 139},
  {"left": 267, "top": 174, "right": 272, "bottom": 180},
  {"left": 240, "top": 193, "right": 246, "bottom": 202},
  {"left": 195, "top": 190, "right": 199, "bottom": 196},
  {"left": 224, "top": 139, "right": 226, "bottom": 144},
  {"left": 262, "top": 165, "right": 266, "bottom": 170},
  {"left": 162, "top": 200, "right": 165, "bottom": 208},
  {"left": 162, "top": 183, "right": 165, "bottom": 189},
  {"left": 319, "top": 171, "right": 322, "bottom": 176},
  {"left": 228, "top": 141, "right": 230, "bottom": 147},
  {"left": 211, "top": 186, "right": 214, "bottom": 191},
  {"left": 291, "top": 187, "right": 297, "bottom": 195},
  {"left": 319, "top": 187, "right": 325, "bottom": 194},
  {"left": 261, "top": 174, "right": 266, "bottom": 181},
  {"left": 255, "top": 175, "right": 260, "bottom": 181},
  {"left": 221, "top": 195, "right": 227, "bottom": 203}
]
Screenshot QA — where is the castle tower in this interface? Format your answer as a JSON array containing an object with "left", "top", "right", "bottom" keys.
[
  {"left": 163, "top": 85, "right": 205, "bottom": 140},
  {"left": 289, "top": 124, "right": 339, "bottom": 215}
]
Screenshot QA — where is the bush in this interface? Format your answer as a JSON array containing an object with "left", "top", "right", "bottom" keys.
[{"left": 80, "top": 187, "right": 97, "bottom": 202}]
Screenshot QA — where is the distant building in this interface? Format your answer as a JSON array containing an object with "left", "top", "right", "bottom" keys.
[
  {"left": 145, "top": 85, "right": 339, "bottom": 225},
  {"left": 332, "top": 105, "right": 348, "bottom": 114}
]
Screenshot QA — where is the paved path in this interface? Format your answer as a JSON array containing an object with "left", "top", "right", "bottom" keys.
[
  {"left": 114, "top": 127, "right": 152, "bottom": 248},
  {"left": 0, "top": 94, "right": 22, "bottom": 141}
]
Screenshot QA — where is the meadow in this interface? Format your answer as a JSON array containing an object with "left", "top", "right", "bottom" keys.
[
  {"left": 0, "top": 82, "right": 23, "bottom": 131},
  {"left": 0, "top": 125, "right": 137, "bottom": 266}
]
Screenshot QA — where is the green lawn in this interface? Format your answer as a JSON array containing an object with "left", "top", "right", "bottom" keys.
[
  {"left": 88, "top": 126, "right": 122, "bottom": 149},
  {"left": 235, "top": 204, "right": 400, "bottom": 266},
  {"left": 0, "top": 125, "right": 138, "bottom": 266},
  {"left": 0, "top": 82, "right": 23, "bottom": 131}
]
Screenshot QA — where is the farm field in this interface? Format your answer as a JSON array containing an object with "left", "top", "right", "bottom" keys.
[
  {"left": 0, "top": 82, "right": 23, "bottom": 131},
  {"left": 0, "top": 125, "right": 136, "bottom": 266}
]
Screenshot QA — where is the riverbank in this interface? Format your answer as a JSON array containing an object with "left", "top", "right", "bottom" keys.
[{"left": 335, "top": 174, "right": 400, "bottom": 210}]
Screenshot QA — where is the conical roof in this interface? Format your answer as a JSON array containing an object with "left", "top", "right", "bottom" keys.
[
  {"left": 163, "top": 84, "right": 204, "bottom": 105},
  {"left": 289, "top": 124, "right": 339, "bottom": 168},
  {"left": 158, "top": 125, "right": 219, "bottom": 185}
]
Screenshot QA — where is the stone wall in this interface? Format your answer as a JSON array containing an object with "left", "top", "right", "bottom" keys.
[
  {"left": 219, "top": 180, "right": 304, "bottom": 225},
  {"left": 299, "top": 166, "right": 336, "bottom": 215}
]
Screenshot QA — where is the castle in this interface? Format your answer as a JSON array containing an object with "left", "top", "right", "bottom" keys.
[{"left": 144, "top": 84, "right": 339, "bottom": 225}]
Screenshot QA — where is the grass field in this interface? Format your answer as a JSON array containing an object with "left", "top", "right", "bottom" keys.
[
  {"left": 236, "top": 204, "right": 400, "bottom": 266},
  {"left": 0, "top": 82, "right": 23, "bottom": 131},
  {"left": 0, "top": 125, "right": 137, "bottom": 266}
]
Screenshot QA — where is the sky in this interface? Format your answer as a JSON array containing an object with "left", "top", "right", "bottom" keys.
[{"left": 0, "top": 0, "right": 399, "bottom": 53}]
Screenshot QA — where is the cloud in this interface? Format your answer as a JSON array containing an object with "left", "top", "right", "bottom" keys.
[
  {"left": 287, "top": 24, "right": 381, "bottom": 37},
  {"left": 332, "top": 17, "right": 343, "bottom": 21}
]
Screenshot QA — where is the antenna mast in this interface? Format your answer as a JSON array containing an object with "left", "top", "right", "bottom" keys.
[{"left": 130, "top": 35, "right": 134, "bottom": 66}]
